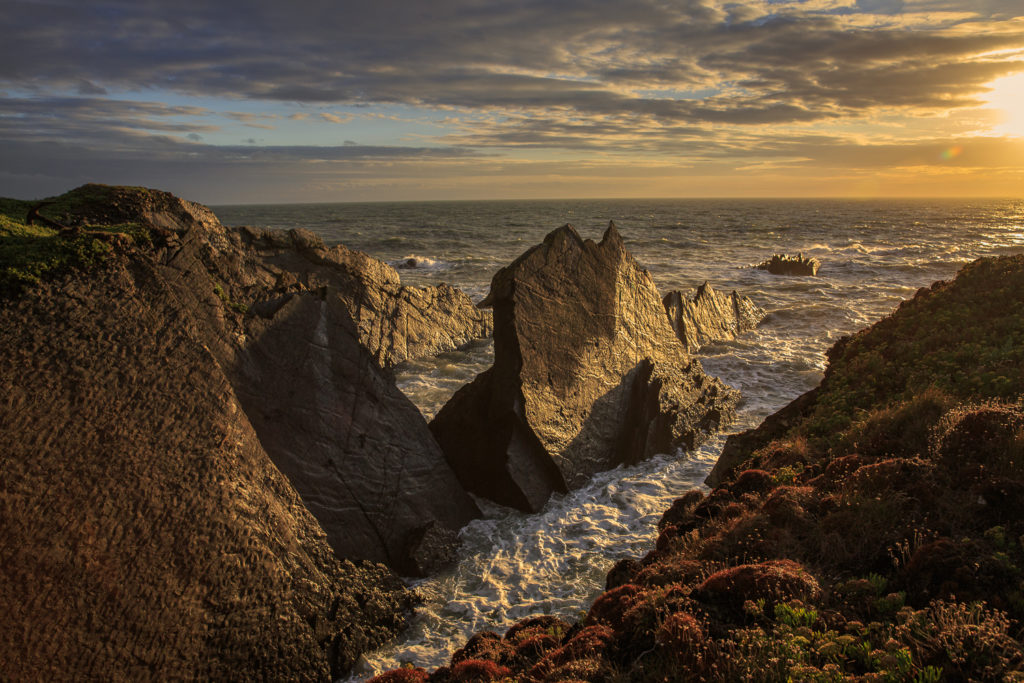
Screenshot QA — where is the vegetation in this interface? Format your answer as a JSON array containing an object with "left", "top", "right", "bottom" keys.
[
  {"left": 0, "top": 190, "right": 152, "bottom": 297},
  {"left": 371, "top": 255, "right": 1024, "bottom": 682}
]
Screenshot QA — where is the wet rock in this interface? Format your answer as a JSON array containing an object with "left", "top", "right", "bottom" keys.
[
  {"left": 662, "top": 282, "right": 764, "bottom": 352},
  {"left": 404, "top": 521, "right": 463, "bottom": 576},
  {"left": 431, "top": 223, "right": 738, "bottom": 512},
  {"left": 755, "top": 252, "right": 820, "bottom": 276}
]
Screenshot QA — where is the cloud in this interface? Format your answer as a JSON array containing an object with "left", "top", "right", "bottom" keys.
[{"left": 320, "top": 112, "right": 354, "bottom": 124}]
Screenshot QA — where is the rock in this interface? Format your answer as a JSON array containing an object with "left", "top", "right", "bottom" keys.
[
  {"left": 430, "top": 223, "right": 738, "bottom": 512},
  {"left": 40, "top": 184, "right": 492, "bottom": 370},
  {"left": 232, "top": 288, "right": 480, "bottom": 575},
  {"left": 33, "top": 184, "right": 484, "bottom": 576},
  {"left": 662, "top": 282, "right": 764, "bottom": 352},
  {"left": 404, "top": 521, "right": 462, "bottom": 576},
  {"left": 232, "top": 228, "right": 492, "bottom": 370},
  {"left": 706, "top": 387, "right": 819, "bottom": 487},
  {"left": 0, "top": 254, "right": 415, "bottom": 680},
  {"left": 755, "top": 253, "right": 820, "bottom": 276}
]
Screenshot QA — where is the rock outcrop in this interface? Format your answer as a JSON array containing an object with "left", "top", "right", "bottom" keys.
[
  {"left": 0, "top": 253, "right": 414, "bottom": 681},
  {"left": 662, "top": 282, "right": 764, "bottom": 352},
  {"left": 230, "top": 226, "right": 492, "bottom": 370},
  {"left": 43, "top": 185, "right": 493, "bottom": 371},
  {"left": 36, "top": 185, "right": 483, "bottom": 575},
  {"left": 756, "top": 253, "right": 820, "bottom": 276},
  {"left": 430, "top": 223, "right": 738, "bottom": 512},
  {"left": 0, "top": 183, "right": 490, "bottom": 677}
]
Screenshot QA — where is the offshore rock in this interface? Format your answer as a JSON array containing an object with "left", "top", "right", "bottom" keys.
[
  {"left": 756, "top": 252, "right": 820, "bottom": 276},
  {"left": 0, "top": 254, "right": 415, "bottom": 680},
  {"left": 662, "top": 282, "right": 764, "bottom": 353},
  {"left": 430, "top": 223, "right": 739, "bottom": 512}
]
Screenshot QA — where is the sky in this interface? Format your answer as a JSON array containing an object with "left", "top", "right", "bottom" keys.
[{"left": 2, "top": 0, "right": 1023, "bottom": 203}]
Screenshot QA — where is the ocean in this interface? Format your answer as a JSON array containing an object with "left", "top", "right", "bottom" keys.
[{"left": 213, "top": 198, "right": 1024, "bottom": 678}]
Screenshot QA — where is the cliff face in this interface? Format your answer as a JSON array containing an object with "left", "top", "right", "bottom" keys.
[
  {"left": 0, "top": 254, "right": 413, "bottom": 681},
  {"left": 0, "top": 184, "right": 493, "bottom": 678},
  {"left": 30, "top": 185, "right": 484, "bottom": 574},
  {"left": 385, "top": 254, "right": 1024, "bottom": 683},
  {"left": 431, "top": 223, "right": 738, "bottom": 512}
]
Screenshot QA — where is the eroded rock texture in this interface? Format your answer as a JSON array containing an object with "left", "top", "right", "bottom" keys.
[
  {"left": 0, "top": 183, "right": 487, "bottom": 677},
  {"left": 0, "top": 256, "right": 414, "bottom": 681},
  {"left": 662, "top": 282, "right": 764, "bottom": 352},
  {"left": 430, "top": 223, "right": 739, "bottom": 512},
  {"left": 40, "top": 185, "right": 482, "bottom": 576}
]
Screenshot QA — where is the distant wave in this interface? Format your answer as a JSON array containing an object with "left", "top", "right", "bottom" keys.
[{"left": 390, "top": 254, "right": 452, "bottom": 272}]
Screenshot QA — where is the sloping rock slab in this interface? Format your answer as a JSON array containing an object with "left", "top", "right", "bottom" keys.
[
  {"left": 234, "top": 226, "right": 492, "bottom": 370},
  {"left": 0, "top": 256, "right": 414, "bottom": 681},
  {"left": 431, "top": 223, "right": 738, "bottom": 512},
  {"left": 663, "top": 282, "right": 764, "bottom": 353},
  {"left": 233, "top": 286, "right": 480, "bottom": 574}
]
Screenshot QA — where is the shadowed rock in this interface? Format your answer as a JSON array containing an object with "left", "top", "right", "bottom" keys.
[
  {"left": 662, "top": 282, "right": 764, "bottom": 353},
  {"left": 430, "top": 223, "right": 738, "bottom": 512},
  {"left": 756, "top": 253, "right": 820, "bottom": 276},
  {"left": 26, "top": 184, "right": 485, "bottom": 575},
  {"left": 0, "top": 253, "right": 415, "bottom": 681}
]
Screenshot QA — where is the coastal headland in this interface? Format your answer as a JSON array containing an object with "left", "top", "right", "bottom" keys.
[{"left": 2, "top": 185, "right": 1023, "bottom": 680}]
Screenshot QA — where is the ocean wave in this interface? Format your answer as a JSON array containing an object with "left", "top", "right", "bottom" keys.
[{"left": 390, "top": 254, "right": 452, "bottom": 272}]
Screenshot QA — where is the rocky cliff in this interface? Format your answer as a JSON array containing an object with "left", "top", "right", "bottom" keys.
[
  {"left": 0, "top": 184, "right": 491, "bottom": 678},
  {"left": 662, "top": 282, "right": 764, "bottom": 353},
  {"left": 385, "top": 254, "right": 1024, "bottom": 682},
  {"left": 0, "top": 250, "right": 413, "bottom": 681},
  {"left": 430, "top": 223, "right": 738, "bottom": 512}
]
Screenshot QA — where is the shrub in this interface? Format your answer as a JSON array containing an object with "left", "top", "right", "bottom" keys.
[
  {"left": 368, "top": 666, "right": 430, "bottom": 683},
  {"left": 449, "top": 658, "right": 511, "bottom": 682},
  {"left": 697, "top": 559, "right": 821, "bottom": 609}
]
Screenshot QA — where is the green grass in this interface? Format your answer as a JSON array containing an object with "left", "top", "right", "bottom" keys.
[{"left": 0, "top": 193, "right": 151, "bottom": 298}]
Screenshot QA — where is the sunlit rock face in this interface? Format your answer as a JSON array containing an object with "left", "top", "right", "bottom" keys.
[
  {"left": 431, "top": 223, "right": 738, "bottom": 512},
  {"left": 662, "top": 282, "right": 764, "bottom": 353}
]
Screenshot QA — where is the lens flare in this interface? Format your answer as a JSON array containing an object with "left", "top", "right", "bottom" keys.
[{"left": 940, "top": 146, "right": 963, "bottom": 161}]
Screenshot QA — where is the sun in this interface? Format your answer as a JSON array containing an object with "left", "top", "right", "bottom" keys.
[{"left": 983, "top": 71, "right": 1024, "bottom": 137}]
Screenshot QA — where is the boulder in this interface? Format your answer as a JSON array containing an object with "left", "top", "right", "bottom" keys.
[
  {"left": 662, "top": 282, "right": 764, "bottom": 352},
  {"left": 430, "top": 223, "right": 738, "bottom": 512},
  {"left": 755, "top": 253, "right": 820, "bottom": 276}
]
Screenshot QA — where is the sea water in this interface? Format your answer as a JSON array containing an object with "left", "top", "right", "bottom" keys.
[{"left": 213, "top": 198, "right": 1024, "bottom": 678}]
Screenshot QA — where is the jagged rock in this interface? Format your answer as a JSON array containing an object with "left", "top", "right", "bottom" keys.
[
  {"left": 0, "top": 254, "right": 415, "bottom": 680},
  {"left": 430, "top": 223, "right": 739, "bottom": 512},
  {"left": 232, "top": 226, "right": 492, "bottom": 369},
  {"left": 44, "top": 185, "right": 492, "bottom": 370},
  {"left": 756, "top": 253, "right": 820, "bottom": 276},
  {"left": 405, "top": 521, "right": 463, "bottom": 576},
  {"left": 662, "top": 282, "right": 764, "bottom": 352}
]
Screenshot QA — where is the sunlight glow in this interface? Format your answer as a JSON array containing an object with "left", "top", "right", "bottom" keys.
[{"left": 984, "top": 71, "right": 1024, "bottom": 138}]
